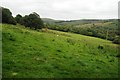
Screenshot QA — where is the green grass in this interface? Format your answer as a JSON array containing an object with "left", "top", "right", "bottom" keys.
[{"left": 2, "top": 24, "right": 119, "bottom": 78}]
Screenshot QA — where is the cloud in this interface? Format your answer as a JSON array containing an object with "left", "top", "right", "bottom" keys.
[{"left": 1, "top": 0, "right": 119, "bottom": 20}]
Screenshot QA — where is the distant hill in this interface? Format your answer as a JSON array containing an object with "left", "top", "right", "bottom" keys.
[
  {"left": 42, "top": 18, "right": 117, "bottom": 25},
  {"left": 42, "top": 18, "right": 61, "bottom": 24}
]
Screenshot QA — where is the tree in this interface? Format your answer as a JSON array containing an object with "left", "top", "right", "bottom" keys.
[
  {"left": 2, "top": 7, "right": 16, "bottom": 25},
  {"left": 15, "top": 14, "right": 23, "bottom": 25},
  {"left": 22, "top": 15, "right": 30, "bottom": 27},
  {"left": 23, "top": 12, "right": 44, "bottom": 29}
]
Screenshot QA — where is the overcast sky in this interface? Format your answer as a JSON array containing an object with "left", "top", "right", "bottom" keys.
[{"left": 1, "top": 0, "right": 119, "bottom": 20}]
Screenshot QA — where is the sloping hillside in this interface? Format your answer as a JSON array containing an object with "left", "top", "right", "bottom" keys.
[
  {"left": 2, "top": 24, "right": 119, "bottom": 78},
  {"left": 44, "top": 19, "right": 118, "bottom": 42}
]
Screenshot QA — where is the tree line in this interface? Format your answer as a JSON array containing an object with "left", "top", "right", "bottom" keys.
[
  {"left": 1, "top": 7, "right": 44, "bottom": 29},
  {"left": 45, "top": 22, "right": 120, "bottom": 44}
]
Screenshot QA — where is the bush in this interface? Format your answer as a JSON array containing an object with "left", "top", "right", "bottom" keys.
[
  {"left": 67, "top": 38, "right": 75, "bottom": 45},
  {"left": 98, "top": 45, "right": 104, "bottom": 49},
  {"left": 112, "top": 37, "right": 120, "bottom": 44},
  {"left": 116, "top": 54, "right": 120, "bottom": 57}
]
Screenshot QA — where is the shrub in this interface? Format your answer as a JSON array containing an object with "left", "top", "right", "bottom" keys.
[
  {"left": 112, "top": 37, "right": 120, "bottom": 44},
  {"left": 98, "top": 45, "right": 104, "bottom": 49},
  {"left": 57, "top": 49, "right": 62, "bottom": 52},
  {"left": 116, "top": 54, "right": 120, "bottom": 58},
  {"left": 67, "top": 38, "right": 75, "bottom": 45}
]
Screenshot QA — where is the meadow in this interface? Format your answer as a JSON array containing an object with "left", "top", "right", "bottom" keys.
[{"left": 2, "top": 24, "right": 119, "bottom": 78}]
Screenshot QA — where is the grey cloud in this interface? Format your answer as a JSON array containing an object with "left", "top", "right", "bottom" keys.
[{"left": 1, "top": 0, "right": 119, "bottom": 20}]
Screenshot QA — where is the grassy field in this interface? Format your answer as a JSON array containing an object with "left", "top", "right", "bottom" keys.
[{"left": 2, "top": 24, "right": 119, "bottom": 78}]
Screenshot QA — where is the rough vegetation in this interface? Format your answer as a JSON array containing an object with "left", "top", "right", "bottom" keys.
[{"left": 2, "top": 24, "right": 119, "bottom": 78}]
